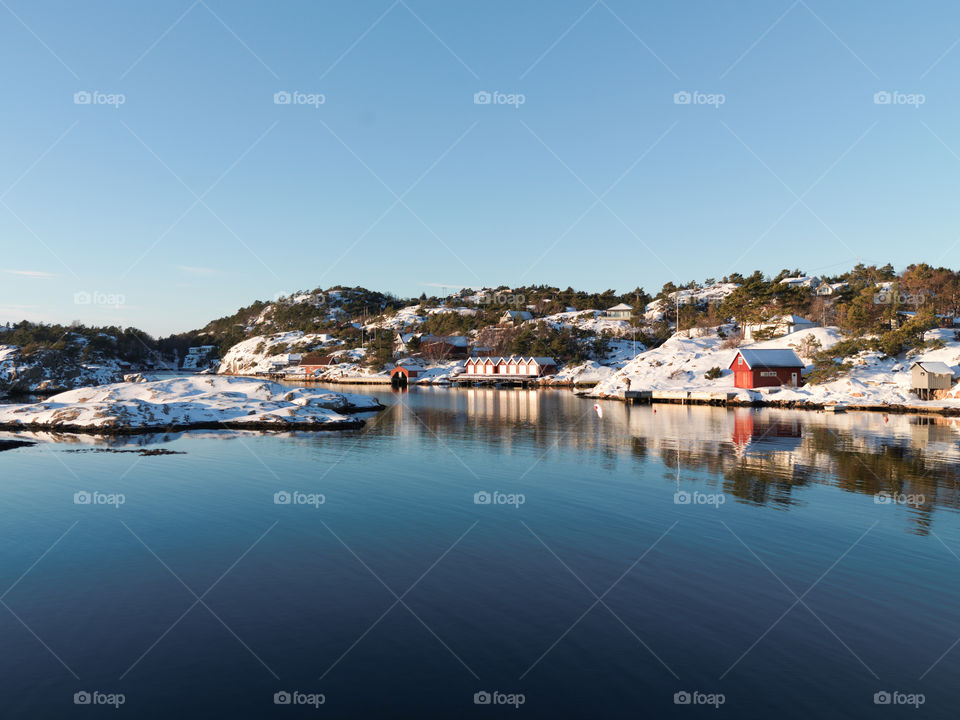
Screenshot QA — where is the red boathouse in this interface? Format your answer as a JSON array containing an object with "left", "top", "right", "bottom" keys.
[{"left": 729, "top": 349, "right": 805, "bottom": 389}]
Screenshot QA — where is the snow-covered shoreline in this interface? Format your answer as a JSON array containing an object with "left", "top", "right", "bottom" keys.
[
  {"left": 587, "top": 326, "right": 960, "bottom": 414},
  {"left": 0, "top": 377, "right": 384, "bottom": 434}
]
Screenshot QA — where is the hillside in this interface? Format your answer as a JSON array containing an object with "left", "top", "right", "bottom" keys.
[{"left": 0, "top": 325, "right": 159, "bottom": 395}]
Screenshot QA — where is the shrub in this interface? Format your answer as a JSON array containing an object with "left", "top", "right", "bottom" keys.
[
  {"left": 704, "top": 366, "right": 722, "bottom": 380},
  {"left": 719, "top": 331, "right": 743, "bottom": 350}
]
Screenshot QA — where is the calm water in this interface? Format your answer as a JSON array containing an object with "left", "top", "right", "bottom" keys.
[{"left": 2, "top": 385, "right": 960, "bottom": 718}]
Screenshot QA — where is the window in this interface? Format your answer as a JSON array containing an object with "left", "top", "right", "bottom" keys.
[
  {"left": 738, "top": 357, "right": 743, "bottom": 365},
  {"left": 760, "top": 371, "right": 778, "bottom": 378}
]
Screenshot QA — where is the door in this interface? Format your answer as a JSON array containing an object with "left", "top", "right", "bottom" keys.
[{"left": 791, "top": 372, "right": 798, "bottom": 387}]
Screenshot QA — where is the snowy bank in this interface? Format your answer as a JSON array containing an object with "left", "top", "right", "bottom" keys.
[{"left": 0, "top": 376, "right": 383, "bottom": 434}]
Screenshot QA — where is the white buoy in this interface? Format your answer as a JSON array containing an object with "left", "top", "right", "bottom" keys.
[{"left": 594, "top": 403, "right": 603, "bottom": 418}]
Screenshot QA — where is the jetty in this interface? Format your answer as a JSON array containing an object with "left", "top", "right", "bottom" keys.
[{"left": 625, "top": 390, "right": 737, "bottom": 406}]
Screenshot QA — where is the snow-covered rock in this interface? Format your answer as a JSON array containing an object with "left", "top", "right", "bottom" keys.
[{"left": 0, "top": 376, "right": 382, "bottom": 432}]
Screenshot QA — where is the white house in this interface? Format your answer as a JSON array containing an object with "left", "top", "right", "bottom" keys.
[
  {"left": 743, "top": 314, "right": 817, "bottom": 341},
  {"left": 500, "top": 310, "right": 533, "bottom": 324},
  {"left": 816, "top": 282, "right": 848, "bottom": 296},
  {"left": 394, "top": 332, "right": 420, "bottom": 353},
  {"left": 605, "top": 303, "right": 633, "bottom": 320}
]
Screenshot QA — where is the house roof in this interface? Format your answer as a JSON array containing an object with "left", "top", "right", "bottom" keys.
[
  {"left": 467, "top": 355, "right": 557, "bottom": 365},
  {"left": 911, "top": 361, "right": 954, "bottom": 375},
  {"left": 421, "top": 334, "right": 469, "bottom": 347},
  {"left": 501, "top": 310, "right": 533, "bottom": 320},
  {"left": 607, "top": 303, "right": 633, "bottom": 311},
  {"left": 778, "top": 276, "right": 821, "bottom": 287},
  {"left": 731, "top": 349, "right": 805, "bottom": 369},
  {"left": 746, "top": 314, "right": 815, "bottom": 327},
  {"left": 300, "top": 353, "right": 335, "bottom": 365}
]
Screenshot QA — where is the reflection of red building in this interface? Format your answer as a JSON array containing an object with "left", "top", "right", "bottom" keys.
[
  {"left": 732, "top": 410, "right": 756, "bottom": 448},
  {"left": 732, "top": 409, "right": 803, "bottom": 454},
  {"left": 730, "top": 349, "right": 804, "bottom": 389}
]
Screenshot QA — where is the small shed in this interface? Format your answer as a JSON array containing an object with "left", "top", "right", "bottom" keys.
[
  {"left": 910, "top": 361, "right": 955, "bottom": 400},
  {"left": 390, "top": 363, "right": 425, "bottom": 389},
  {"left": 730, "top": 349, "right": 805, "bottom": 389},
  {"left": 525, "top": 357, "right": 558, "bottom": 377}
]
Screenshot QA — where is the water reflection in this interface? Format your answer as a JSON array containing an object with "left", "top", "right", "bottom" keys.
[
  {"left": 373, "top": 387, "right": 960, "bottom": 534},
  {"left": 5, "top": 383, "right": 960, "bottom": 533}
]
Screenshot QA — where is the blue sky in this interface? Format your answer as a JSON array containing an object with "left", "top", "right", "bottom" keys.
[{"left": 2, "top": 0, "right": 960, "bottom": 335}]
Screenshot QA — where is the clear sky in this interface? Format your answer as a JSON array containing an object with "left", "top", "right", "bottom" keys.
[{"left": 1, "top": 0, "right": 959, "bottom": 336}]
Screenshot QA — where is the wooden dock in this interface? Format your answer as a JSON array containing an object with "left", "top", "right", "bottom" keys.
[
  {"left": 624, "top": 390, "right": 737, "bottom": 406},
  {"left": 453, "top": 377, "right": 542, "bottom": 387}
]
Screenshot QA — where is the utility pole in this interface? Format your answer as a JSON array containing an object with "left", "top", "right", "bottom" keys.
[{"left": 676, "top": 295, "right": 680, "bottom": 338}]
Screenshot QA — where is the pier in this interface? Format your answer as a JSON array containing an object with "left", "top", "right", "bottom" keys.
[{"left": 624, "top": 390, "right": 737, "bottom": 406}]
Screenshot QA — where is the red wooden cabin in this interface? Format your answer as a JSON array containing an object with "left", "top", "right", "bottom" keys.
[{"left": 729, "top": 349, "right": 804, "bottom": 389}]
